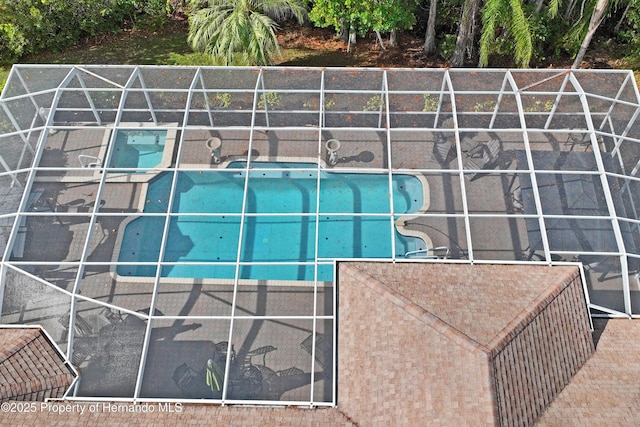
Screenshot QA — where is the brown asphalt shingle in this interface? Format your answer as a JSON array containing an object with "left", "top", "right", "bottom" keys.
[
  {"left": 4, "top": 264, "right": 639, "bottom": 426},
  {"left": 536, "top": 318, "right": 640, "bottom": 426},
  {"left": 0, "top": 327, "right": 75, "bottom": 402},
  {"left": 336, "top": 262, "right": 593, "bottom": 426}
]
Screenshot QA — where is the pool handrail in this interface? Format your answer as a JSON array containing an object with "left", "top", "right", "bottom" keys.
[
  {"left": 78, "top": 154, "right": 102, "bottom": 168},
  {"left": 405, "top": 246, "right": 450, "bottom": 259}
]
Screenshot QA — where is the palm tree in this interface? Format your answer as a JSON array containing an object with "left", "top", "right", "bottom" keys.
[
  {"left": 478, "top": 0, "right": 534, "bottom": 67},
  {"left": 187, "top": 0, "right": 307, "bottom": 66}
]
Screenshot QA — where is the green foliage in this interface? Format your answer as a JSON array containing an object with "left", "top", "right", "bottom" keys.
[
  {"left": 479, "top": 0, "right": 533, "bottom": 67},
  {"left": 422, "top": 94, "right": 438, "bottom": 112},
  {"left": 363, "top": 95, "right": 383, "bottom": 111},
  {"left": 0, "top": 23, "right": 25, "bottom": 63},
  {"left": 213, "top": 92, "right": 231, "bottom": 108},
  {"left": 187, "top": 0, "right": 306, "bottom": 66},
  {"left": 257, "top": 92, "right": 281, "bottom": 109},
  {"left": 324, "top": 97, "right": 336, "bottom": 110},
  {"left": 0, "top": 0, "right": 171, "bottom": 64},
  {"left": 438, "top": 33, "right": 457, "bottom": 60},
  {"left": 618, "top": 1, "right": 640, "bottom": 63},
  {"left": 473, "top": 100, "right": 496, "bottom": 112},
  {"left": 309, "top": 0, "right": 419, "bottom": 37},
  {"left": 524, "top": 97, "right": 554, "bottom": 112}
]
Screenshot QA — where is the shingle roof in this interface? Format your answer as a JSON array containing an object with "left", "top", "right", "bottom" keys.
[
  {"left": 336, "top": 262, "right": 594, "bottom": 426},
  {"left": 0, "top": 404, "right": 354, "bottom": 427},
  {"left": 0, "top": 327, "right": 75, "bottom": 402},
  {"left": 536, "top": 318, "right": 640, "bottom": 426},
  {"left": 5, "top": 264, "right": 640, "bottom": 426},
  {"left": 339, "top": 262, "right": 585, "bottom": 350}
]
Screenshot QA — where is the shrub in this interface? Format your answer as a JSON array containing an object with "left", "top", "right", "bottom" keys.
[{"left": 0, "top": 0, "right": 170, "bottom": 64}]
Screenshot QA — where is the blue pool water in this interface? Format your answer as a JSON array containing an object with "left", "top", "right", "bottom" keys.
[
  {"left": 117, "top": 162, "right": 426, "bottom": 281},
  {"left": 109, "top": 130, "right": 166, "bottom": 169}
]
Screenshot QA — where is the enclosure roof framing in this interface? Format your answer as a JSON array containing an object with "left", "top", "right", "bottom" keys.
[{"left": 1, "top": 65, "right": 640, "bottom": 405}]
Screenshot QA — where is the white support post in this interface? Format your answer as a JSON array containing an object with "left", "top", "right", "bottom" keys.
[
  {"left": 259, "top": 72, "right": 270, "bottom": 128},
  {"left": 382, "top": 71, "right": 396, "bottom": 260},
  {"left": 75, "top": 69, "right": 103, "bottom": 125},
  {"left": 543, "top": 72, "right": 570, "bottom": 130},
  {"left": 433, "top": 75, "right": 448, "bottom": 128},
  {"left": 597, "top": 72, "right": 632, "bottom": 132},
  {"left": 220, "top": 67, "right": 264, "bottom": 403},
  {"left": 310, "top": 69, "right": 325, "bottom": 405},
  {"left": 196, "top": 69, "right": 214, "bottom": 127},
  {"left": 133, "top": 66, "right": 201, "bottom": 400},
  {"left": 0, "top": 154, "right": 20, "bottom": 188},
  {"left": 506, "top": 70, "right": 553, "bottom": 264},
  {"left": 378, "top": 76, "right": 385, "bottom": 129},
  {"left": 570, "top": 71, "right": 633, "bottom": 315},
  {"left": 490, "top": 74, "right": 510, "bottom": 129},
  {"left": 610, "top": 106, "right": 640, "bottom": 160},
  {"left": 65, "top": 66, "right": 137, "bottom": 362},
  {"left": 137, "top": 70, "right": 158, "bottom": 125},
  {"left": 445, "top": 70, "right": 474, "bottom": 261}
]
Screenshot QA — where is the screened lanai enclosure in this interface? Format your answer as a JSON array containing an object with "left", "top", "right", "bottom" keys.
[{"left": 0, "top": 65, "right": 639, "bottom": 404}]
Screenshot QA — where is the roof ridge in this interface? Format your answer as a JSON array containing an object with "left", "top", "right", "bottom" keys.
[
  {"left": 340, "top": 264, "right": 489, "bottom": 355},
  {"left": 485, "top": 266, "right": 580, "bottom": 355},
  {"left": 0, "top": 328, "right": 40, "bottom": 365}
]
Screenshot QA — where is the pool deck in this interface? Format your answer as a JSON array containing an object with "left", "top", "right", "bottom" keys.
[
  {"left": 4, "top": 123, "right": 635, "bottom": 402},
  {"left": 22, "top": 125, "right": 633, "bottom": 303}
]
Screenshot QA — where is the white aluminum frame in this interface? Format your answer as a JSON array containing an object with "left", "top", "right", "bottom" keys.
[{"left": 1, "top": 65, "right": 640, "bottom": 407}]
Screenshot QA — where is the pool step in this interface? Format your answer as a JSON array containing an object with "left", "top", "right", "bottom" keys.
[{"left": 234, "top": 170, "right": 317, "bottom": 179}]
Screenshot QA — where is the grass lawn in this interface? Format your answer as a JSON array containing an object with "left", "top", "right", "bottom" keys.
[
  {"left": 0, "top": 21, "right": 338, "bottom": 93},
  {"left": 0, "top": 22, "right": 218, "bottom": 92}
]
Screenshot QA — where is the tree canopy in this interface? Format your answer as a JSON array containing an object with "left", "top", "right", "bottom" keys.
[
  {"left": 1, "top": 0, "right": 640, "bottom": 69},
  {"left": 187, "top": 0, "right": 306, "bottom": 65},
  {"left": 309, "top": 0, "right": 419, "bottom": 39}
]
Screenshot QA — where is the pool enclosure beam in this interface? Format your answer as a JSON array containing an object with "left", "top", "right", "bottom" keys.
[
  {"left": 195, "top": 68, "right": 215, "bottom": 127},
  {"left": 543, "top": 71, "right": 571, "bottom": 130},
  {"left": 1, "top": 66, "right": 75, "bottom": 264},
  {"left": 610, "top": 106, "right": 640, "bottom": 160},
  {"left": 507, "top": 70, "right": 553, "bottom": 264},
  {"left": 444, "top": 70, "right": 475, "bottom": 261},
  {"left": 131, "top": 65, "right": 206, "bottom": 401},
  {"left": 597, "top": 72, "right": 634, "bottom": 135},
  {"left": 71, "top": 68, "right": 103, "bottom": 126},
  {"left": 131, "top": 68, "right": 159, "bottom": 125},
  {"left": 219, "top": 68, "right": 265, "bottom": 404},
  {"left": 382, "top": 71, "right": 397, "bottom": 260},
  {"left": 65, "top": 67, "right": 139, "bottom": 363},
  {"left": 309, "top": 69, "right": 325, "bottom": 405},
  {"left": 489, "top": 73, "right": 510, "bottom": 129},
  {"left": 7, "top": 67, "right": 52, "bottom": 146},
  {"left": 571, "top": 72, "right": 633, "bottom": 315},
  {"left": 433, "top": 74, "right": 448, "bottom": 128},
  {"left": 0, "top": 153, "right": 20, "bottom": 188}
]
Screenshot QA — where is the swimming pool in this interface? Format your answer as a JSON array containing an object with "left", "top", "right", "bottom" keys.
[
  {"left": 109, "top": 130, "right": 167, "bottom": 169},
  {"left": 116, "top": 162, "right": 427, "bottom": 281}
]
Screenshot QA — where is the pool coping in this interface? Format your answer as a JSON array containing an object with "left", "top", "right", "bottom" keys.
[
  {"left": 109, "top": 154, "right": 432, "bottom": 287},
  {"left": 96, "top": 122, "right": 178, "bottom": 183}
]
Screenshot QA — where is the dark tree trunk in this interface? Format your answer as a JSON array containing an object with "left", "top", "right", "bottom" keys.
[
  {"left": 424, "top": 0, "right": 437, "bottom": 54},
  {"left": 449, "top": 0, "right": 479, "bottom": 67},
  {"left": 339, "top": 18, "right": 349, "bottom": 42}
]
